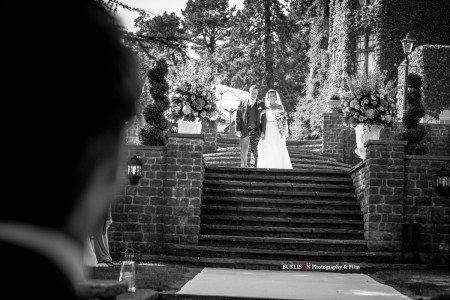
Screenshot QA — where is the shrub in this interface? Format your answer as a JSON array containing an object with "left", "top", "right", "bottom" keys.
[
  {"left": 139, "top": 59, "right": 170, "bottom": 146},
  {"left": 395, "top": 73, "right": 428, "bottom": 154}
]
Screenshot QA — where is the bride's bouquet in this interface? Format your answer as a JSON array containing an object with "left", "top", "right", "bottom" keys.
[{"left": 275, "top": 110, "right": 288, "bottom": 138}]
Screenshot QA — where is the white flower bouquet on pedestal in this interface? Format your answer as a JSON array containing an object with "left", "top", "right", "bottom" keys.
[
  {"left": 341, "top": 71, "right": 397, "bottom": 159},
  {"left": 170, "top": 81, "right": 219, "bottom": 134}
]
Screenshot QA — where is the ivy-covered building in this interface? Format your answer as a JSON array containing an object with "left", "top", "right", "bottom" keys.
[
  {"left": 328, "top": 0, "right": 450, "bottom": 89},
  {"left": 292, "top": 0, "right": 450, "bottom": 138}
]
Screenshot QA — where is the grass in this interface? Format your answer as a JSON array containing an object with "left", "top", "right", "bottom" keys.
[
  {"left": 369, "top": 268, "right": 450, "bottom": 299},
  {"left": 86, "top": 263, "right": 202, "bottom": 292}
]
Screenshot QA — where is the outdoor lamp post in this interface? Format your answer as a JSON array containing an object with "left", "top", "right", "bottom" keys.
[
  {"left": 436, "top": 167, "right": 450, "bottom": 195},
  {"left": 216, "top": 85, "right": 226, "bottom": 115},
  {"left": 127, "top": 156, "right": 142, "bottom": 185},
  {"left": 401, "top": 33, "right": 416, "bottom": 118},
  {"left": 219, "top": 90, "right": 224, "bottom": 115}
]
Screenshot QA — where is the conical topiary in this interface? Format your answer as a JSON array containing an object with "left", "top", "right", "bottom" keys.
[
  {"left": 395, "top": 73, "right": 429, "bottom": 155},
  {"left": 139, "top": 59, "right": 170, "bottom": 146}
]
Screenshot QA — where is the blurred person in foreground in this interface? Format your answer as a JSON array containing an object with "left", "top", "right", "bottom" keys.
[{"left": 0, "top": 1, "right": 139, "bottom": 299}]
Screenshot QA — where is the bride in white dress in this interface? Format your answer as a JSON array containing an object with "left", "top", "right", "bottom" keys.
[{"left": 257, "top": 89, "right": 293, "bottom": 169}]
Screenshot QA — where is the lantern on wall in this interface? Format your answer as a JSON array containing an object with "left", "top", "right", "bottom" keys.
[
  {"left": 436, "top": 167, "right": 450, "bottom": 195},
  {"left": 127, "top": 156, "right": 142, "bottom": 185}
]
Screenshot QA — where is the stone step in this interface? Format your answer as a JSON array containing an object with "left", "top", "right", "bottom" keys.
[
  {"left": 203, "top": 152, "right": 338, "bottom": 166},
  {"left": 201, "top": 215, "right": 364, "bottom": 230},
  {"left": 198, "top": 235, "right": 366, "bottom": 251},
  {"left": 217, "top": 143, "right": 323, "bottom": 151},
  {"left": 204, "top": 173, "right": 352, "bottom": 184},
  {"left": 204, "top": 151, "right": 336, "bottom": 161},
  {"left": 202, "top": 188, "right": 356, "bottom": 200},
  {"left": 201, "top": 206, "right": 362, "bottom": 220},
  {"left": 170, "top": 245, "right": 391, "bottom": 263},
  {"left": 140, "top": 255, "right": 430, "bottom": 271},
  {"left": 217, "top": 137, "right": 323, "bottom": 144},
  {"left": 200, "top": 224, "right": 364, "bottom": 240},
  {"left": 203, "top": 180, "right": 355, "bottom": 192},
  {"left": 205, "top": 161, "right": 350, "bottom": 170},
  {"left": 201, "top": 196, "right": 360, "bottom": 210},
  {"left": 205, "top": 166, "right": 350, "bottom": 177},
  {"left": 215, "top": 146, "right": 322, "bottom": 155},
  {"left": 204, "top": 157, "right": 351, "bottom": 168}
]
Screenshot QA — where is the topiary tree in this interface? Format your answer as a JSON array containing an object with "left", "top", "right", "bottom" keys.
[
  {"left": 395, "top": 73, "right": 429, "bottom": 155},
  {"left": 139, "top": 59, "right": 170, "bottom": 146}
]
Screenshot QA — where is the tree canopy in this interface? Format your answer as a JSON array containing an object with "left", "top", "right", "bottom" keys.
[{"left": 182, "top": 0, "right": 235, "bottom": 55}]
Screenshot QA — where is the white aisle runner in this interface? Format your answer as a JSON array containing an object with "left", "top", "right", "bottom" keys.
[{"left": 177, "top": 268, "right": 412, "bottom": 300}]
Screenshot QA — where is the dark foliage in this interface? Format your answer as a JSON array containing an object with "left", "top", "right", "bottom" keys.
[
  {"left": 139, "top": 59, "right": 170, "bottom": 145},
  {"left": 377, "top": 0, "right": 450, "bottom": 84},
  {"left": 407, "top": 73, "right": 422, "bottom": 88},
  {"left": 404, "top": 105, "right": 425, "bottom": 128},
  {"left": 395, "top": 72, "right": 428, "bottom": 155},
  {"left": 408, "top": 45, "right": 450, "bottom": 118}
]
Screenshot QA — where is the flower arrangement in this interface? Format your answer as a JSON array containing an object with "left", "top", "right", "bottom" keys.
[
  {"left": 341, "top": 70, "right": 397, "bottom": 128},
  {"left": 170, "top": 81, "right": 219, "bottom": 122},
  {"left": 275, "top": 110, "right": 288, "bottom": 138}
]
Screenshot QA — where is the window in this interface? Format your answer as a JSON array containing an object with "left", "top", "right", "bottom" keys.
[
  {"left": 359, "top": 0, "right": 374, "bottom": 6},
  {"left": 355, "top": 32, "right": 376, "bottom": 75}
]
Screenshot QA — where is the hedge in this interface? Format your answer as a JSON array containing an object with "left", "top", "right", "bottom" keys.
[{"left": 403, "top": 45, "right": 450, "bottom": 119}]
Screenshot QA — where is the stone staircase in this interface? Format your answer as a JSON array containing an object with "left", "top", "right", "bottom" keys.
[
  {"left": 204, "top": 135, "right": 350, "bottom": 171},
  {"left": 216, "top": 134, "right": 323, "bottom": 153},
  {"left": 143, "top": 167, "right": 392, "bottom": 269},
  {"left": 204, "top": 148, "right": 351, "bottom": 170}
]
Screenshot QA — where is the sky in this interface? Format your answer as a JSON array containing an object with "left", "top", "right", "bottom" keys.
[{"left": 115, "top": 0, "right": 244, "bottom": 31}]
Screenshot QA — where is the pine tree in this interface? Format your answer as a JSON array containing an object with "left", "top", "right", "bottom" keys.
[
  {"left": 134, "top": 11, "right": 187, "bottom": 65},
  {"left": 216, "top": 0, "right": 308, "bottom": 117},
  {"left": 182, "top": 0, "right": 235, "bottom": 55}
]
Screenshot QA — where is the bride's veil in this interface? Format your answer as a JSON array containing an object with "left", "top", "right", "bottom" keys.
[
  {"left": 264, "top": 89, "right": 289, "bottom": 139},
  {"left": 265, "top": 89, "right": 285, "bottom": 111}
]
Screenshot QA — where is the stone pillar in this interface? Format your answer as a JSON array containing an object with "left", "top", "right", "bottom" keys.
[
  {"left": 364, "top": 140, "right": 407, "bottom": 260},
  {"left": 201, "top": 119, "right": 218, "bottom": 154},
  {"left": 164, "top": 134, "right": 204, "bottom": 247},
  {"left": 124, "top": 116, "right": 140, "bottom": 145},
  {"left": 322, "top": 112, "right": 345, "bottom": 161}
]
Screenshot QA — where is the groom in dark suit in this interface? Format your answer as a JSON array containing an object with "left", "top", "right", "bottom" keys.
[{"left": 236, "top": 85, "right": 267, "bottom": 168}]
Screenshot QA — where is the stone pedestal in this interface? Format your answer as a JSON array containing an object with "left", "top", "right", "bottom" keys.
[
  {"left": 364, "top": 140, "right": 407, "bottom": 259},
  {"left": 201, "top": 119, "right": 218, "bottom": 154},
  {"left": 322, "top": 113, "right": 345, "bottom": 162},
  {"left": 165, "top": 134, "right": 204, "bottom": 245}
]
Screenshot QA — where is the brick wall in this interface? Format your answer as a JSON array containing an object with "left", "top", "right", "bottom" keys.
[
  {"left": 124, "top": 118, "right": 219, "bottom": 153},
  {"left": 350, "top": 140, "right": 450, "bottom": 264},
  {"left": 109, "top": 134, "right": 205, "bottom": 259},
  {"left": 427, "top": 125, "right": 450, "bottom": 156},
  {"left": 403, "top": 156, "right": 450, "bottom": 264},
  {"left": 110, "top": 145, "right": 167, "bottom": 258},
  {"left": 350, "top": 161, "right": 368, "bottom": 223},
  {"left": 381, "top": 123, "right": 450, "bottom": 156}
]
